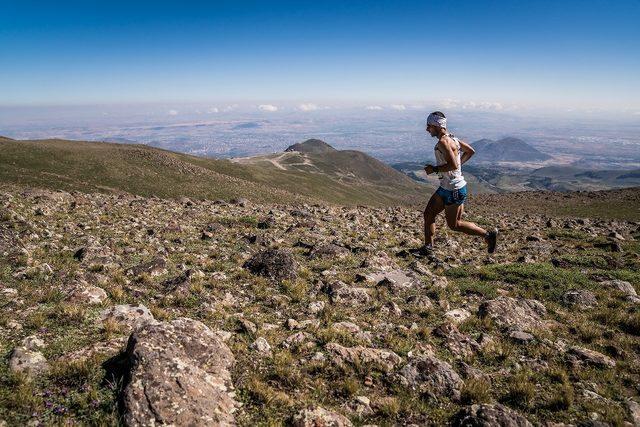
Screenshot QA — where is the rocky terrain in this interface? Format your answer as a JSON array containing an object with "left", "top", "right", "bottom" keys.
[{"left": 1, "top": 184, "right": 639, "bottom": 426}]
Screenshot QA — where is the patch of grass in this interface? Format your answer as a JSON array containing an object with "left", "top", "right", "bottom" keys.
[
  {"left": 619, "top": 311, "right": 640, "bottom": 336},
  {"left": 218, "top": 215, "right": 258, "bottom": 227},
  {"left": 545, "top": 228, "right": 590, "bottom": 240},
  {"left": 501, "top": 371, "right": 535, "bottom": 409},
  {"left": 460, "top": 378, "right": 491, "bottom": 404},
  {"left": 375, "top": 396, "right": 400, "bottom": 418},
  {"left": 456, "top": 278, "right": 498, "bottom": 298},
  {"left": 242, "top": 376, "right": 293, "bottom": 409},
  {"left": 545, "top": 382, "right": 574, "bottom": 411},
  {"left": 280, "top": 279, "right": 309, "bottom": 303}
]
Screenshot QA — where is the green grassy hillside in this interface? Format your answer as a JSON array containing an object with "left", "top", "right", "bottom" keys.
[{"left": 0, "top": 138, "right": 428, "bottom": 206}]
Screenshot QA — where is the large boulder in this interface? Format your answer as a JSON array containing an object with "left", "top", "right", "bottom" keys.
[
  {"left": 452, "top": 403, "right": 533, "bottom": 426},
  {"left": 122, "top": 318, "right": 237, "bottom": 426},
  {"left": 478, "top": 297, "right": 547, "bottom": 332},
  {"left": 243, "top": 248, "right": 298, "bottom": 281},
  {"left": 399, "top": 355, "right": 464, "bottom": 401}
]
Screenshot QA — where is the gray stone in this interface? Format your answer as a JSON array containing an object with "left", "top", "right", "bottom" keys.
[
  {"left": 243, "top": 248, "right": 298, "bottom": 281},
  {"left": 70, "top": 285, "right": 108, "bottom": 305},
  {"left": 601, "top": 280, "right": 637, "bottom": 297},
  {"left": 478, "top": 297, "right": 547, "bottom": 332},
  {"left": 122, "top": 318, "right": 236, "bottom": 426},
  {"left": 569, "top": 346, "right": 616, "bottom": 368},
  {"left": 562, "top": 290, "right": 597, "bottom": 308},
  {"left": 251, "top": 337, "right": 272, "bottom": 356},
  {"left": 626, "top": 400, "right": 640, "bottom": 426},
  {"left": 8, "top": 347, "right": 48, "bottom": 376},
  {"left": 445, "top": 308, "right": 471, "bottom": 325},
  {"left": 452, "top": 403, "right": 533, "bottom": 426},
  {"left": 99, "top": 304, "right": 154, "bottom": 332},
  {"left": 324, "top": 281, "right": 370, "bottom": 305},
  {"left": 399, "top": 355, "right": 464, "bottom": 401},
  {"left": 326, "top": 342, "right": 401, "bottom": 373},
  {"left": 509, "top": 330, "right": 535, "bottom": 343},
  {"left": 292, "top": 407, "right": 353, "bottom": 427}
]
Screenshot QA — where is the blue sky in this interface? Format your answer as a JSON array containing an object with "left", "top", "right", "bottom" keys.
[{"left": 1, "top": 0, "right": 639, "bottom": 111}]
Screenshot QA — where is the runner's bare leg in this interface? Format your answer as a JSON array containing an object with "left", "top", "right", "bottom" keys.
[
  {"left": 424, "top": 192, "right": 445, "bottom": 246},
  {"left": 444, "top": 203, "right": 487, "bottom": 237}
]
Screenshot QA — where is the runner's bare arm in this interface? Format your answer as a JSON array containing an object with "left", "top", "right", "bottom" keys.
[{"left": 458, "top": 139, "right": 475, "bottom": 164}]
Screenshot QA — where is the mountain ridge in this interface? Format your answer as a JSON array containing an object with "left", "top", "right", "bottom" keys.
[
  {"left": 471, "top": 136, "right": 552, "bottom": 162},
  {"left": 0, "top": 137, "right": 427, "bottom": 206}
]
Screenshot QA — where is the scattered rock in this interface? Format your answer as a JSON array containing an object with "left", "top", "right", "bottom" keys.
[
  {"left": 509, "top": 330, "right": 535, "bottom": 343},
  {"left": 568, "top": 346, "right": 616, "bottom": 368},
  {"left": 8, "top": 347, "right": 48, "bottom": 376},
  {"left": 308, "top": 243, "right": 350, "bottom": 259},
  {"left": 445, "top": 308, "right": 471, "bottom": 325},
  {"left": 326, "top": 342, "right": 401, "bottom": 373},
  {"left": 126, "top": 257, "right": 167, "bottom": 277},
  {"left": 399, "top": 355, "right": 464, "bottom": 401},
  {"left": 161, "top": 269, "right": 192, "bottom": 294},
  {"left": 99, "top": 304, "right": 154, "bottom": 332},
  {"left": 237, "top": 318, "right": 258, "bottom": 335},
  {"left": 478, "top": 297, "right": 547, "bottom": 332},
  {"left": 357, "top": 269, "right": 421, "bottom": 293},
  {"left": 243, "top": 248, "right": 298, "bottom": 281},
  {"left": 433, "top": 323, "right": 481, "bottom": 358},
  {"left": 562, "top": 290, "right": 597, "bottom": 308},
  {"left": 626, "top": 400, "right": 640, "bottom": 426},
  {"left": 600, "top": 279, "right": 637, "bottom": 297},
  {"left": 69, "top": 285, "right": 108, "bottom": 305},
  {"left": 251, "top": 337, "right": 272, "bottom": 356},
  {"left": 324, "top": 281, "right": 371, "bottom": 305},
  {"left": 308, "top": 301, "right": 326, "bottom": 314},
  {"left": 292, "top": 407, "right": 352, "bottom": 427},
  {"left": 282, "top": 332, "right": 314, "bottom": 350},
  {"left": 452, "top": 403, "right": 533, "bottom": 426}
]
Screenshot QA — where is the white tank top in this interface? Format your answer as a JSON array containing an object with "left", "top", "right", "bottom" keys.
[{"left": 434, "top": 134, "right": 467, "bottom": 191}]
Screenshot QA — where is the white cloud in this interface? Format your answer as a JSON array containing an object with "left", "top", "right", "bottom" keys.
[
  {"left": 365, "top": 105, "right": 383, "bottom": 110},
  {"left": 439, "top": 99, "right": 504, "bottom": 111},
  {"left": 441, "top": 99, "right": 460, "bottom": 109},
  {"left": 258, "top": 104, "right": 278, "bottom": 112},
  {"left": 223, "top": 104, "right": 238, "bottom": 112},
  {"left": 409, "top": 105, "right": 426, "bottom": 110},
  {"left": 298, "top": 103, "right": 318, "bottom": 111},
  {"left": 390, "top": 104, "right": 406, "bottom": 111},
  {"left": 462, "top": 101, "right": 503, "bottom": 111},
  {"left": 168, "top": 109, "right": 178, "bottom": 116},
  {"left": 208, "top": 107, "right": 219, "bottom": 113}
]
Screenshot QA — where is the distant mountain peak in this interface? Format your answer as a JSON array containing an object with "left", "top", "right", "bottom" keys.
[
  {"left": 285, "top": 139, "right": 336, "bottom": 154},
  {"left": 0, "top": 135, "right": 15, "bottom": 141},
  {"left": 471, "top": 136, "right": 551, "bottom": 162}
]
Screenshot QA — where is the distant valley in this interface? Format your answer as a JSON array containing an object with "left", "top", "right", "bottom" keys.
[{"left": 393, "top": 136, "right": 640, "bottom": 192}]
